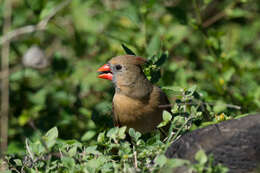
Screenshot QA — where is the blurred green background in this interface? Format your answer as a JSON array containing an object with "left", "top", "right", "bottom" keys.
[{"left": 1, "top": 0, "right": 260, "bottom": 155}]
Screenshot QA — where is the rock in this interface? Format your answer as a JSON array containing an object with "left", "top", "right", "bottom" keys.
[
  {"left": 165, "top": 114, "right": 260, "bottom": 173},
  {"left": 23, "top": 45, "right": 48, "bottom": 69}
]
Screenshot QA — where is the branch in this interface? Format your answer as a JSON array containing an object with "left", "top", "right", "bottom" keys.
[
  {"left": 202, "top": 11, "right": 226, "bottom": 28},
  {"left": 159, "top": 101, "right": 241, "bottom": 110},
  {"left": 0, "top": 0, "right": 11, "bottom": 158},
  {"left": 202, "top": 0, "right": 241, "bottom": 28},
  {"left": 0, "top": 0, "right": 71, "bottom": 45},
  {"left": 132, "top": 146, "right": 138, "bottom": 170},
  {"left": 25, "top": 139, "right": 35, "bottom": 161}
]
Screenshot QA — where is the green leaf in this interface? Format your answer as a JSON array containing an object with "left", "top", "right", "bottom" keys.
[
  {"left": 163, "top": 86, "right": 183, "bottom": 95},
  {"left": 122, "top": 5, "right": 140, "bottom": 25},
  {"left": 226, "top": 8, "right": 251, "bottom": 18},
  {"left": 68, "top": 145, "right": 77, "bottom": 157},
  {"left": 204, "top": 0, "right": 212, "bottom": 4},
  {"left": 13, "top": 159, "right": 22, "bottom": 166},
  {"left": 155, "top": 52, "right": 168, "bottom": 66},
  {"left": 18, "top": 110, "right": 31, "bottom": 126},
  {"left": 27, "top": 138, "right": 45, "bottom": 155},
  {"left": 157, "top": 111, "right": 172, "bottom": 128},
  {"left": 81, "top": 130, "right": 96, "bottom": 141},
  {"left": 28, "top": 89, "right": 47, "bottom": 105},
  {"left": 64, "top": 139, "right": 81, "bottom": 146},
  {"left": 26, "top": 0, "right": 45, "bottom": 11},
  {"left": 85, "top": 146, "right": 101, "bottom": 155},
  {"left": 86, "top": 156, "right": 107, "bottom": 170},
  {"left": 121, "top": 44, "right": 136, "bottom": 55},
  {"left": 174, "top": 116, "right": 186, "bottom": 126},
  {"left": 154, "top": 155, "right": 167, "bottom": 167},
  {"left": 166, "top": 158, "right": 190, "bottom": 168},
  {"left": 97, "top": 132, "right": 105, "bottom": 143},
  {"left": 206, "top": 37, "right": 219, "bottom": 49},
  {"left": 128, "top": 128, "right": 141, "bottom": 142},
  {"left": 118, "top": 126, "right": 127, "bottom": 139},
  {"left": 213, "top": 101, "right": 227, "bottom": 113},
  {"left": 43, "top": 127, "right": 58, "bottom": 149},
  {"left": 188, "top": 85, "right": 197, "bottom": 93},
  {"left": 18, "top": 106, "right": 44, "bottom": 126},
  {"left": 40, "top": 1, "right": 60, "bottom": 20},
  {"left": 195, "top": 149, "right": 208, "bottom": 165},
  {"left": 223, "top": 68, "right": 235, "bottom": 82},
  {"left": 163, "top": 111, "right": 172, "bottom": 122},
  {"left": 61, "top": 157, "right": 75, "bottom": 169},
  {"left": 147, "top": 34, "right": 160, "bottom": 57},
  {"left": 106, "top": 127, "right": 119, "bottom": 140}
]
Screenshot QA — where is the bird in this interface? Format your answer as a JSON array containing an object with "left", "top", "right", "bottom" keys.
[{"left": 97, "top": 55, "right": 172, "bottom": 134}]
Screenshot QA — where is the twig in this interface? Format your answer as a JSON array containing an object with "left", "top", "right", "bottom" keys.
[
  {"left": 159, "top": 101, "right": 241, "bottom": 110},
  {"left": 0, "top": 0, "right": 11, "bottom": 158},
  {"left": 0, "top": 0, "right": 72, "bottom": 45},
  {"left": 59, "top": 148, "right": 64, "bottom": 158},
  {"left": 202, "top": 0, "right": 241, "bottom": 28},
  {"left": 25, "top": 139, "right": 34, "bottom": 161},
  {"left": 10, "top": 168, "right": 20, "bottom": 173},
  {"left": 202, "top": 11, "right": 226, "bottom": 28},
  {"left": 28, "top": 120, "right": 50, "bottom": 153},
  {"left": 133, "top": 146, "right": 138, "bottom": 169},
  {"left": 166, "top": 116, "right": 193, "bottom": 145}
]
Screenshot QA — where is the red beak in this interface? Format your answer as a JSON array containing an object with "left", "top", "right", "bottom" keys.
[{"left": 97, "top": 64, "right": 113, "bottom": 80}]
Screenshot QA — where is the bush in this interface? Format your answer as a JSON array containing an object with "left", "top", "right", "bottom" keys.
[{"left": 0, "top": 0, "right": 259, "bottom": 172}]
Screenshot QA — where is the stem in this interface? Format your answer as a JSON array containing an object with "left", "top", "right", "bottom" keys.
[
  {"left": 133, "top": 146, "right": 138, "bottom": 169},
  {"left": 166, "top": 116, "right": 192, "bottom": 149},
  {"left": 0, "top": 0, "right": 72, "bottom": 45},
  {"left": 0, "top": 0, "right": 12, "bottom": 157},
  {"left": 193, "top": 0, "right": 202, "bottom": 25}
]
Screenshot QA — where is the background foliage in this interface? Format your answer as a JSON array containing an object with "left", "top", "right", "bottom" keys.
[{"left": 0, "top": 0, "right": 259, "bottom": 172}]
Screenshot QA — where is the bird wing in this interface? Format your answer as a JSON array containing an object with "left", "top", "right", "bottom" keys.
[{"left": 112, "top": 101, "right": 120, "bottom": 127}]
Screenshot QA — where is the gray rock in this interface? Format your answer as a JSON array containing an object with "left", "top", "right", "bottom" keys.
[
  {"left": 165, "top": 114, "right": 260, "bottom": 173},
  {"left": 23, "top": 45, "right": 48, "bottom": 69}
]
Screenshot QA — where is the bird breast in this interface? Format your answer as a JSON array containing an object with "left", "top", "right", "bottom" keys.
[{"left": 113, "top": 86, "right": 164, "bottom": 133}]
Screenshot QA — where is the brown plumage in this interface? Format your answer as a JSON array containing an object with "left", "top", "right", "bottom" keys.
[{"left": 98, "top": 55, "right": 172, "bottom": 133}]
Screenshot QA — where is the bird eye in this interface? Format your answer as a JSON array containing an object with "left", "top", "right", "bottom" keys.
[{"left": 115, "top": 64, "right": 122, "bottom": 70}]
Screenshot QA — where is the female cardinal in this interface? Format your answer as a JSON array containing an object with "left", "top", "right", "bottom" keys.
[{"left": 97, "top": 55, "right": 172, "bottom": 134}]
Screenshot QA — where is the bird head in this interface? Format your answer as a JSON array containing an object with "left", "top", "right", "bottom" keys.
[
  {"left": 98, "top": 55, "right": 147, "bottom": 83},
  {"left": 97, "top": 55, "right": 152, "bottom": 98}
]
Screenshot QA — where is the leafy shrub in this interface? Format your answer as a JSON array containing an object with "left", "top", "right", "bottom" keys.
[{"left": 0, "top": 0, "right": 259, "bottom": 172}]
